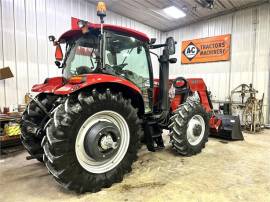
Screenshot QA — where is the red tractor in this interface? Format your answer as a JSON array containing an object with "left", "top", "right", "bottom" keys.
[{"left": 20, "top": 2, "right": 242, "bottom": 193}]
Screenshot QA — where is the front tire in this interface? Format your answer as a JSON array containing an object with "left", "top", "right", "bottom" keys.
[
  {"left": 169, "top": 100, "right": 209, "bottom": 156},
  {"left": 42, "top": 89, "right": 142, "bottom": 193}
]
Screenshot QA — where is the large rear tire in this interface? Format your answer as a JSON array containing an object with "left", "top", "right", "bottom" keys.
[
  {"left": 42, "top": 89, "right": 142, "bottom": 193},
  {"left": 169, "top": 100, "right": 209, "bottom": 156},
  {"left": 20, "top": 93, "right": 58, "bottom": 162}
]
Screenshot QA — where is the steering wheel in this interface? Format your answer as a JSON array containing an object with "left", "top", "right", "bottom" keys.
[{"left": 173, "top": 77, "right": 189, "bottom": 93}]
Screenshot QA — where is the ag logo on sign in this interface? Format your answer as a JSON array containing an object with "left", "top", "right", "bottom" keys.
[{"left": 183, "top": 42, "right": 200, "bottom": 61}]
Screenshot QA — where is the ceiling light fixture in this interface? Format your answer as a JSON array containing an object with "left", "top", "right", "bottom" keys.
[{"left": 163, "top": 6, "right": 186, "bottom": 19}]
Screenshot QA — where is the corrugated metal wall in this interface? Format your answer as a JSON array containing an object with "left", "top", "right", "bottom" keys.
[
  {"left": 162, "top": 4, "right": 270, "bottom": 123},
  {"left": 0, "top": 0, "right": 161, "bottom": 107}
]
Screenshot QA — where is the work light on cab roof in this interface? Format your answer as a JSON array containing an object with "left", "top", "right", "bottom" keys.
[{"left": 97, "top": 1, "right": 107, "bottom": 22}]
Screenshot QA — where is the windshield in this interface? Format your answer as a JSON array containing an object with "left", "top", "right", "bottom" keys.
[
  {"left": 62, "top": 31, "right": 151, "bottom": 90},
  {"left": 105, "top": 32, "right": 150, "bottom": 89},
  {"left": 63, "top": 34, "right": 99, "bottom": 78}
]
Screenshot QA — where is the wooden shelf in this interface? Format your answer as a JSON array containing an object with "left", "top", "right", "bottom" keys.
[
  {"left": 0, "top": 135, "right": 21, "bottom": 148},
  {"left": 0, "top": 115, "right": 22, "bottom": 147},
  {"left": 0, "top": 115, "right": 21, "bottom": 122}
]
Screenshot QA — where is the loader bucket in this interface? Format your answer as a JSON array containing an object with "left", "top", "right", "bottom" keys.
[{"left": 212, "top": 115, "right": 244, "bottom": 140}]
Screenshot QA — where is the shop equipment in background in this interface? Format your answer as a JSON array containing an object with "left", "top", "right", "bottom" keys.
[{"left": 230, "top": 84, "right": 264, "bottom": 133}]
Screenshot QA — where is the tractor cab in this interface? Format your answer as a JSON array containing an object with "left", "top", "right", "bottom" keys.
[{"left": 59, "top": 26, "right": 152, "bottom": 91}]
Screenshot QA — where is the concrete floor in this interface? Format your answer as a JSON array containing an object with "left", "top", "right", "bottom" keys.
[{"left": 1, "top": 130, "right": 270, "bottom": 202}]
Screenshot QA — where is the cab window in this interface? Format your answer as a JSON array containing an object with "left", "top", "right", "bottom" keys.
[{"left": 105, "top": 32, "right": 150, "bottom": 89}]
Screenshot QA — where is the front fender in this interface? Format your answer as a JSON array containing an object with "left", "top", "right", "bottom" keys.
[{"left": 54, "top": 74, "right": 142, "bottom": 95}]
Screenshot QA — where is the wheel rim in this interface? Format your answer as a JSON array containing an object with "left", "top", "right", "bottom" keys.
[
  {"left": 75, "top": 110, "right": 130, "bottom": 174},
  {"left": 186, "top": 115, "right": 205, "bottom": 146}
]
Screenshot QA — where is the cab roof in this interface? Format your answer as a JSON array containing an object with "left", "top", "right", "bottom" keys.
[{"left": 59, "top": 23, "right": 150, "bottom": 43}]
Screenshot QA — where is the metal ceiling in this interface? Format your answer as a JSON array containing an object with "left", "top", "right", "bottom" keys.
[{"left": 87, "top": 0, "right": 268, "bottom": 31}]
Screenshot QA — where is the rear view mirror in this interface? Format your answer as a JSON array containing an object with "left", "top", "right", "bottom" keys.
[
  {"left": 55, "top": 45, "right": 63, "bottom": 61},
  {"left": 166, "top": 37, "right": 176, "bottom": 55}
]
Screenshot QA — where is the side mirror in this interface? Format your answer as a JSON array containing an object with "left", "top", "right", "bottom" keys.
[
  {"left": 55, "top": 61, "right": 61, "bottom": 68},
  {"left": 49, "top": 35, "right": 56, "bottom": 42},
  {"left": 169, "top": 58, "right": 177, "bottom": 64},
  {"left": 166, "top": 37, "right": 176, "bottom": 55},
  {"left": 55, "top": 45, "right": 63, "bottom": 61}
]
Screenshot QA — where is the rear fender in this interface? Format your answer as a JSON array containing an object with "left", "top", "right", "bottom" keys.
[
  {"left": 54, "top": 74, "right": 141, "bottom": 95},
  {"left": 54, "top": 74, "right": 145, "bottom": 116},
  {"left": 31, "top": 77, "right": 64, "bottom": 93}
]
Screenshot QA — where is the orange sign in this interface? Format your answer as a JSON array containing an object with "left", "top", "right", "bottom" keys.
[{"left": 181, "top": 34, "right": 231, "bottom": 64}]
